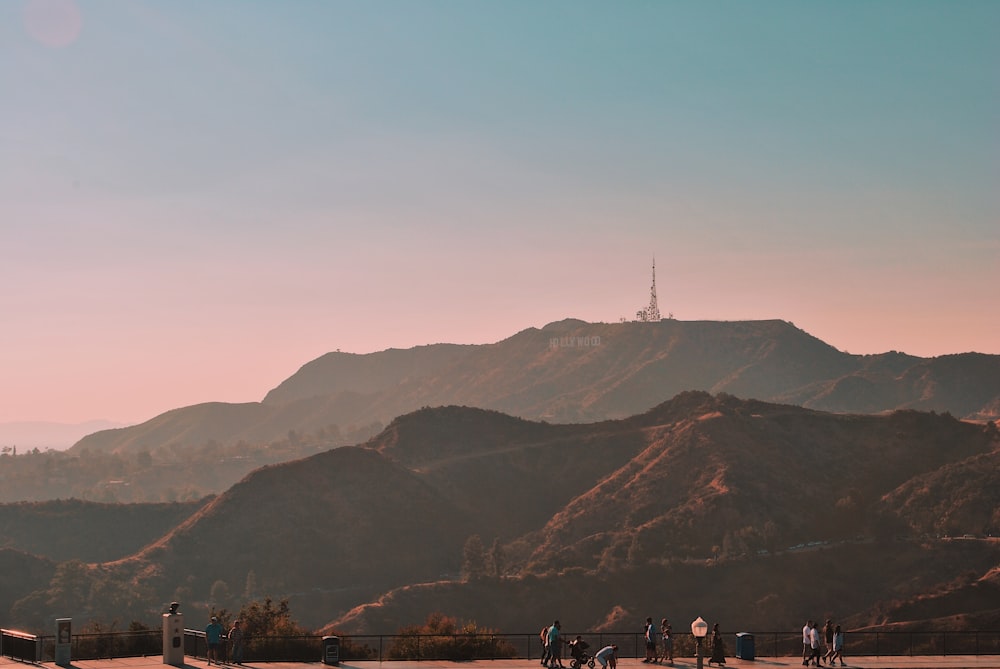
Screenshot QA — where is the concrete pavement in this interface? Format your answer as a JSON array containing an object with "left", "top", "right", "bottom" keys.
[{"left": 4, "top": 655, "right": 1000, "bottom": 669}]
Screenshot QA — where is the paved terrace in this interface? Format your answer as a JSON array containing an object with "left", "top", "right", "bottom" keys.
[{"left": 4, "top": 655, "right": 1000, "bottom": 669}]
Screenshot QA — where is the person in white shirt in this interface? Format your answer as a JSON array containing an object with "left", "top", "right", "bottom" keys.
[
  {"left": 595, "top": 645, "right": 618, "bottom": 669},
  {"left": 802, "top": 621, "right": 813, "bottom": 666},
  {"left": 829, "top": 625, "right": 845, "bottom": 667},
  {"left": 808, "top": 622, "right": 822, "bottom": 666}
]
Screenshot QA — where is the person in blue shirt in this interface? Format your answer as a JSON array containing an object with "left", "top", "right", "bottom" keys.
[
  {"left": 205, "top": 616, "right": 225, "bottom": 665},
  {"left": 547, "top": 621, "right": 564, "bottom": 668}
]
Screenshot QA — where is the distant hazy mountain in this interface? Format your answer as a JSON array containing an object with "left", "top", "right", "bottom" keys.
[
  {"left": 0, "top": 420, "right": 125, "bottom": 451},
  {"left": 12, "top": 393, "right": 995, "bottom": 633},
  {"left": 70, "top": 319, "right": 1000, "bottom": 455}
]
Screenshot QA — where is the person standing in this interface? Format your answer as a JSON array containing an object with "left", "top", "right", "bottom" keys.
[
  {"left": 660, "top": 618, "right": 674, "bottom": 666},
  {"left": 205, "top": 615, "right": 225, "bottom": 665},
  {"left": 708, "top": 623, "right": 726, "bottom": 666},
  {"left": 227, "top": 620, "right": 244, "bottom": 665},
  {"left": 643, "top": 617, "right": 657, "bottom": 663}
]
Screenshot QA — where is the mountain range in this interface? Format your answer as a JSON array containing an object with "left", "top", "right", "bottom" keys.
[
  {"left": 0, "top": 420, "right": 124, "bottom": 452},
  {"left": 2, "top": 318, "right": 998, "bottom": 636},
  {"left": 71, "top": 319, "right": 1000, "bottom": 455},
  {"left": 4, "top": 393, "right": 998, "bottom": 635}
]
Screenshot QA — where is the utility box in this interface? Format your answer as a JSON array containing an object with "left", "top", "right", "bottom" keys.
[
  {"left": 322, "top": 636, "right": 340, "bottom": 666},
  {"left": 162, "top": 611, "right": 184, "bottom": 666},
  {"left": 735, "top": 633, "right": 755, "bottom": 661}
]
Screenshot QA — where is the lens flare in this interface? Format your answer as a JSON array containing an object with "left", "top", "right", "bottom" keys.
[{"left": 23, "top": 0, "right": 83, "bottom": 48}]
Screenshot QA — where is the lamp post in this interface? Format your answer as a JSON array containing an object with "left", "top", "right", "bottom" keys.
[{"left": 691, "top": 617, "right": 708, "bottom": 669}]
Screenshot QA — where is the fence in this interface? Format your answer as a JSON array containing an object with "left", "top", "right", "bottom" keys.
[
  {"left": 33, "top": 628, "right": 162, "bottom": 661},
  {"left": 27, "top": 629, "right": 1000, "bottom": 663},
  {"left": 1, "top": 628, "right": 41, "bottom": 663},
  {"left": 751, "top": 631, "right": 1000, "bottom": 658}
]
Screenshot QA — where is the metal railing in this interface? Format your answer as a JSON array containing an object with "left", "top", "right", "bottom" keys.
[
  {"left": 25, "top": 629, "right": 1000, "bottom": 662},
  {"left": 1, "top": 628, "right": 41, "bottom": 663},
  {"left": 35, "top": 629, "right": 162, "bottom": 661},
  {"left": 336, "top": 631, "right": 1000, "bottom": 660}
]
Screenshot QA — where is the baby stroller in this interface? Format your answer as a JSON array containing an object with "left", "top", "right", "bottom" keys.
[{"left": 569, "top": 638, "right": 595, "bottom": 669}]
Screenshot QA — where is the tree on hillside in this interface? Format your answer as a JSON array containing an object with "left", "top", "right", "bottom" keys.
[
  {"left": 388, "top": 613, "right": 516, "bottom": 660},
  {"left": 243, "top": 570, "right": 258, "bottom": 600},
  {"left": 87, "top": 568, "right": 156, "bottom": 624},
  {"left": 461, "top": 534, "right": 486, "bottom": 581},
  {"left": 235, "top": 597, "right": 306, "bottom": 637},
  {"left": 210, "top": 580, "right": 231, "bottom": 608},
  {"left": 46, "top": 560, "right": 92, "bottom": 614},
  {"left": 762, "top": 520, "right": 779, "bottom": 554},
  {"left": 487, "top": 537, "right": 505, "bottom": 578},
  {"left": 8, "top": 559, "right": 152, "bottom": 631}
]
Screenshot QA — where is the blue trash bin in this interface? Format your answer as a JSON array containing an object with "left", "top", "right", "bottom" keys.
[{"left": 736, "top": 633, "right": 755, "bottom": 660}]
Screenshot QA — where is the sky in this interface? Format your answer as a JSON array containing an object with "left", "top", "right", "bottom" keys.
[{"left": 2, "top": 0, "right": 998, "bottom": 426}]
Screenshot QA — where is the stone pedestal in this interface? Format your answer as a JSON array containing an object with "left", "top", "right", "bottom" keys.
[{"left": 162, "top": 612, "right": 184, "bottom": 666}]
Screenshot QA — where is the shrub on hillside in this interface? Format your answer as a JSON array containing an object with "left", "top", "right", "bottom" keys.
[{"left": 387, "top": 613, "right": 516, "bottom": 660}]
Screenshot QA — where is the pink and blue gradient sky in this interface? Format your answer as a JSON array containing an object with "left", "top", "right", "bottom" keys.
[{"left": 2, "top": 1, "right": 998, "bottom": 425}]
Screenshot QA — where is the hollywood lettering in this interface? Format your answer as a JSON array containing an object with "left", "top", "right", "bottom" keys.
[{"left": 549, "top": 336, "right": 602, "bottom": 350}]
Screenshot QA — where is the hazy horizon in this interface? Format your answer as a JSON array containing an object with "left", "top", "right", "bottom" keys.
[{"left": 3, "top": 1, "right": 997, "bottom": 425}]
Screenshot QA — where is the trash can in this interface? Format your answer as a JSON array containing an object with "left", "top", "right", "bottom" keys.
[
  {"left": 735, "top": 633, "right": 754, "bottom": 661},
  {"left": 322, "top": 636, "right": 340, "bottom": 666}
]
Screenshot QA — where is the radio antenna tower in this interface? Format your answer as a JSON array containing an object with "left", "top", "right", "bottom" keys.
[{"left": 635, "top": 257, "right": 661, "bottom": 322}]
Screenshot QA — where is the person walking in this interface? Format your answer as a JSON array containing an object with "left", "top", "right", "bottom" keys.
[
  {"left": 547, "top": 620, "right": 565, "bottom": 668},
  {"left": 205, "top": 616, "right": 225, "bottom": 665},
  {"left": 829, "top": 625, "right": 845, "bottom": 666},
  {"left": 822, "top": 620, "right": 834, "bottom": 664},
  {"left": 808, "top": 621, "right": 822, "bottom": 667},
  {"left": 708, "top": 623, "right": 726, "bottom": 666},
  {"left": 802, "top": 620, "right": 812, "bottom": 666},
  {"left": 541, "top": 626, "right": 552, "bottom": 667}
]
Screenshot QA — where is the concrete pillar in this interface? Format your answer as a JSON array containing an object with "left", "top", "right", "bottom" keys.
[{"left": 162, "top": 606, "right": 184, "bottom": 666}]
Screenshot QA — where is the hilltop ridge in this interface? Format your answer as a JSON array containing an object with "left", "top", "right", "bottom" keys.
[{"left": 71, "top": 319, "right": 1000, "bottom": 456}]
